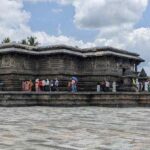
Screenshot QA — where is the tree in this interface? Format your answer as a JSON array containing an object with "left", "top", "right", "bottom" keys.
[
  {"left": 2, "top": 37, "right": 11, "bottom": 44},
  {"left": 20, "top": 39, "right": 28, "bottom": 45},
  {"left": 27, "top": 36, "right": 39, "bottom": 46}
]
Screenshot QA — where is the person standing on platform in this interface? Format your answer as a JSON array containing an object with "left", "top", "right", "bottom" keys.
[
  {"left": 39, "top": 80, "right": 43, "bottom": 91},
  {"left": 105, "top": 80, "right": 110, "bottom": 92},
  {"left": 148, "top": 80, "right": 150, "bottom": 92},
  {"left": 101, "top": 80, "right": 105, "bottom": 92},
  {"left": 144, "top": 80, "right": 149, "bottom": 92},
  {"left": 55, "top": 78, "right": 59, "bottom": 91},
  {"left": 71, "top": 79, "right": 75, "bottom": 92},
  {"left": 35, "top": 79, "right": 39, "bottom": 92},
  {"left": 45, "top": 79, "right": 50, "bottom": 91},
  {"left": 67, "top": 81, "right": 71, "bottom": 92},
  {"left": 22, "top": 81, "right": 25, "bottom": 91},
  {"left": 24, "top": 81, "right": 29, "bottom": 91},
  {"left": 71, "top": 79, "right": 77, "bottom": 92},
  {"left": 29, "top": 80, "right": 33, "bottom": 91},
  {"left": 132, "top": 78, "right": 136, "bottom": 87},
  {"left": 136, "top": 78, "right": 140, "bottom": 92},
  {"left": 112, "top": 81, "right": 116, "bottom": 92},
  {"left": 50, "top": 80, "right": 54, "bottom": 91},
  {"left": 71, "top": 76, "right": 78, "bottom": 92},
  {"left": 96, "top": 82, "right": 100, "bottom": 92},
  {"left": 42, "top": 79, "right": 46, "bottom": 91}
]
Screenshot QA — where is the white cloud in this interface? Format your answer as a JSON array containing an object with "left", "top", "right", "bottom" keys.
[
  {"left": 73, "top": 0, "right": 148, "bottom": 29},
  {"left": 34, "top": 31, "right": 95, "bottom": 47},
  {"left": 95, "top": 27, "right": 150, "bottom": 75},
  {"left": 0, "top": 0, "right": 150, "bottom": 74},
  {"left": 23, "top": 0, "right": 73, "bottom": 5},
  {"left": 0, "top": 0, "right": 86, "bottom": 45},
  {"left": 0, "top": 0, "right": 31, "bottom": 41}
]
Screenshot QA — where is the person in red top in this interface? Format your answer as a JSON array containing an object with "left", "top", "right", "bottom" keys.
[{"left": 39, "top": 80, "right": 43, "bottom": 91}]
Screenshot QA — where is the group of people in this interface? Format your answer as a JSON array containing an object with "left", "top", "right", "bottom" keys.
[
  {"left": 96, "top": 80, "right": 116, "bottom": 92},
  {"left": 132, "top": 79, "right": 150, "bottom": 92},
  {"left": 22, "top": 77, "right": 150, "bottom": 93},
  {"left": 22, "top": 78, "right": 59, "bottom": 92},
  {"left": 22, "top": 77, "right": 78, "bottom": 92},
  {"left": 96, "top": 79, "right": 150, "bottom": 93}
]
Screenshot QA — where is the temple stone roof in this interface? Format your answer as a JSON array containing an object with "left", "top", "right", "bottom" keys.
[{"left": 0, "top": 43, "right": 144, "bottom": 62}]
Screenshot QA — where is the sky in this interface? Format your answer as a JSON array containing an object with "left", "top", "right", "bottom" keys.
[{"left": 0, "top": 0, "right": 150, "bottom": 74}]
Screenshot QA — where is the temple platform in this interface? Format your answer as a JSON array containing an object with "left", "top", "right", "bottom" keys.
[{"left": 0, "top": 92, "right": 150, "bottom": 107}]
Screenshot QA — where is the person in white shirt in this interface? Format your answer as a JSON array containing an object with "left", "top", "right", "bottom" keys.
[
  {"left": 55, "top": 78, "right": 59, "bottom": 91},
  {"left": 112, "top": 81, "right": 116, "bottom": 92},
  {"left": 42, "top": 79, "right": 46, "bottom": 91},
  {"left": 96, "top": 82, "right": 100, "bottom": 92},
  {"left": 105, "top": 80, "right": 110, "bottom": 92},
  {"left": 144, "top": 80, "right": 149, "bottom": 92}
]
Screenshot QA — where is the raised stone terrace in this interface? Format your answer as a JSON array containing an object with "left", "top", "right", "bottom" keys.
[
  {"left": 0, "top": 92, "right": 150, "bottom": 107},
  {"left": 0, "top": 43, "right": 145, "bottom": 91}
]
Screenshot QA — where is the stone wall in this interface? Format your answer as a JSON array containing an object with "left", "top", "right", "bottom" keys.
[
  {"left": 0, "top": 50, "right": 139, "bottom": 91},
  {"left": 0, "top": 92, "right": 150, "bottom": 107}
]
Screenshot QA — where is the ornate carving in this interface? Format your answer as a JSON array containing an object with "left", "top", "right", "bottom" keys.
[{"left": 1, "top": 56, "right": 12, "bottom": 67}]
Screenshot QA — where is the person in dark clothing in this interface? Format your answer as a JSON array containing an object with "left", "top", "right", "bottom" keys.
[{"left": 101, "top": 80, "right": 106, "bottom": 92}]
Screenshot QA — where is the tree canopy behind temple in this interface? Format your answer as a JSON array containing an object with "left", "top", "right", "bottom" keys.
[
  {"left": 139, "top": 68, "right": 147, "bottom": 77},
  {"left": 27, "top": 36, "right": 39, "bottom": 46},
  {"left": 2, "top": 37, "right": 11, "bottom": 44},
  {"left": 21, "top": 39, "right": 28, "bottom": 45},
  {"left": 1, "top": 36, "right": 39, "bottom": 46}
]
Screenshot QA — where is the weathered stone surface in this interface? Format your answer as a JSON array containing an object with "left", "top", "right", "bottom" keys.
[
  {"left": 0, "top": 44, "right": 144, "bottom": 91},
  {"left": 0, "top": 92, "right": 150, "bottom": 107}
]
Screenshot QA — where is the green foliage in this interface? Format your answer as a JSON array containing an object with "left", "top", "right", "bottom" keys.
[
  {"left": 2, "top": 37, "right": 11, "bottom": 44},
  {"left": 2, "top": 36, "right": 39, "bottom": 46},
  {"left": 27, "top": 36, "right": 39, "bottom": 46},
  {"left": 21, "top": 39, "right": 28, "bottom": 45}
]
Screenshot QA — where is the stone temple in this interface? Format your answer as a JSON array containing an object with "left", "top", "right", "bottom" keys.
[{"left": 0, "top": 43, "right": 145, "bottom": 91}]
